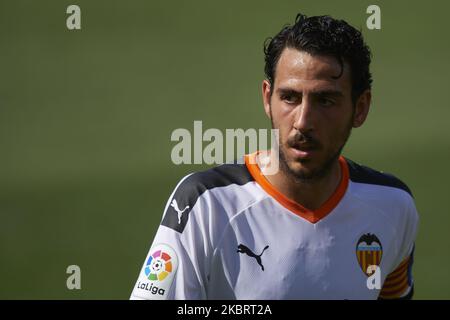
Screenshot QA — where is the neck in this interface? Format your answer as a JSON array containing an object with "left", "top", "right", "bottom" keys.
[{"left": 260, "top": 151, "right": 342, "bottom": 211}]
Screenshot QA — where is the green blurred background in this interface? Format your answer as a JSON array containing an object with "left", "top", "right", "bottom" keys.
[{"left": 0, "top": 0, "right": 449, "bottom": 299}]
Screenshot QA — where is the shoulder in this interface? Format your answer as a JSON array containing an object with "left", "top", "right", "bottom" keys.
[
  {"left": 345, "top": 157, "right": 413, "bottom": 198},
  {"left": 344, "top": 158, "right": 419, "bottom": 250},
  {"left": 160, "top": 162, "right": 255, "bottom": 233},
  {"left": 173, "top": 162, "right": 254, "bottom": 201}
]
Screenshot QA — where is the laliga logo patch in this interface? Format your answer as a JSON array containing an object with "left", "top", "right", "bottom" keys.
[
  {"left": 356, "top": 233, "right": 383, "bottom": 276},
  {"left": 145, "top": 247, "right": 173, "bottom": 281},
  {"left": 134, "top": 243, "right": 178, "bottom": 300}
]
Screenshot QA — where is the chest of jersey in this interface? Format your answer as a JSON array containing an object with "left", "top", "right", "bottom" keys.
[{"left": 206, "top": 197, "right": 399, "bottom": 300}]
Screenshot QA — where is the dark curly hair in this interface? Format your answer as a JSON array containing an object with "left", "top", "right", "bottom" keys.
[{"left": 264, "top": 13, "right": 372, "bottom": 103}]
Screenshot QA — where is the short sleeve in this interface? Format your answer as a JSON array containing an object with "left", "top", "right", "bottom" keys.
[
  {"left": 379, "top": 196, "right": 419, "bottom": 299},
  {"left": 130, "top": 174, "right": 210, "bottom": 300}
]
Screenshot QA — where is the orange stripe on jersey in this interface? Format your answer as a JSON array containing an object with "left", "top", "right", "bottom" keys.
[
  {"left": 379, "top": 278, "right": 409, "bottom": 297},
  {"left": 393, "top": 257, "right": 410, "bottom": 271},
  {"left": 379, "top": 256, "right": 411, "bottom": 299},
  {"left": 244, "top": 151, "right": 349, "bottom": 224},
  {"left": 384, "top": 257, "right": 410, "bottom": 282},
  {"left": 383, "top": 272, "right": 408, "bottom": 289},
  {"left": 384, "top": 269, "right": 408, "bottom": 286}
]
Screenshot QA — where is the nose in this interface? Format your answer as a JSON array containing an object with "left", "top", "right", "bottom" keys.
[{"left": 293, "top": 96, "right": 315, "bottom": 133}]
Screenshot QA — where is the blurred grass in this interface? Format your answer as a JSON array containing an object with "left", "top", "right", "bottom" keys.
[{"left": 0, "top": 0, "right": 449, "bottom": 299}]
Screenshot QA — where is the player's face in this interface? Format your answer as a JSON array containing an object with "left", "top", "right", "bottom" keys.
[{"left": 263, "top": 48, "right": 370, "bottom": 181}]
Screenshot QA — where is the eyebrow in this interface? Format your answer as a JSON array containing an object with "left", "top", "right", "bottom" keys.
[{"left": 276, "top": 87, "right": 344, "bottom": 98}]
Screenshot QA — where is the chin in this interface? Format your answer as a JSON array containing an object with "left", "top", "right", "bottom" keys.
[{"left": 286, "top": 160, "right": 318, "bottom": 180}]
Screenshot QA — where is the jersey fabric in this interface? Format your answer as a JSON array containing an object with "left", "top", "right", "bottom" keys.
[{"left": 130, "top": 151, "right": 419, "bottom": 300}]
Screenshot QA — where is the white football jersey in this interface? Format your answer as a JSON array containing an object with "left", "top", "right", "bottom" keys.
[{"left": 130, "top": 151, "right": 419, "bottom": 300}]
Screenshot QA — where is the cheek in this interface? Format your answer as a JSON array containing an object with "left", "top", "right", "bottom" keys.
[
  {"left": 321, "top": 112, "right": 352, "bottom": 144},
  {"left": 271, "top": 102, "right": 291, "bottom": 125}
]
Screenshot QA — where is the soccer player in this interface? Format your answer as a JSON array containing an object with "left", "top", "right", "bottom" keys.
[{"left": 130, "top": 13, "right": 419, "bottom": 300}]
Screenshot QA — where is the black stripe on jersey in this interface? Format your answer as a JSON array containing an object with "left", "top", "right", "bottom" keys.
[
  {"left": 345, "top": 158, "right": 413, "bottom": 197},
  {"left": 161, "top": 163, "right": 254, "bottom": 233}
]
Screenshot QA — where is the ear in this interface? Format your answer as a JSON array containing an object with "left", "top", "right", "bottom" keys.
[
  {"left": 353, "top": 89, "right": 371, "bottom": 128},
  {"left": 262, "top": 79, "right": 272, "bottom": 120}
]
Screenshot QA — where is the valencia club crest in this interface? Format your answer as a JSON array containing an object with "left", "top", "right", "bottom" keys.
[{"left": 356, "top": 233, "right": 383, "bottom": 276}]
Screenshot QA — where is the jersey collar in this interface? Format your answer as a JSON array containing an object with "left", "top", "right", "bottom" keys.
[{"left": 244, "top": 151, "right": 349, "bottom": 224}]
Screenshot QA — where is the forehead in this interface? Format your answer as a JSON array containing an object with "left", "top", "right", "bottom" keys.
[{"left": 274, "top": 48, "right": 351, "bottom": 92}]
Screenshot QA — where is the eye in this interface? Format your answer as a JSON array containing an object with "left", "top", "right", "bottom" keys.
[
  {"left": 318, "top": 97, "right": 335, "bottom": 107},
  {"left": 281, "top": 94, "right": 299, "bottom": 105}
]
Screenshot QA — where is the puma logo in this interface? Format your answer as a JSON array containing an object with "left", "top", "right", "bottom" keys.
[
  {"left": 170, "top": 199, "right": 190, "bottom": 224},
  {"left": 237, "top": 244, "right": 269, "bottom": 271}
]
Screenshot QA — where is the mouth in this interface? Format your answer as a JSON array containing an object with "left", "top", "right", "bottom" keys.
[{"left": 289, "top": 144, "right": 318, "bottom": 160}]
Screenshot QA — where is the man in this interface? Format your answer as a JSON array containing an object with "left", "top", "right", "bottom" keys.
[{"left": 130, "top": 13, "right": 419, "bottom": 300}]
